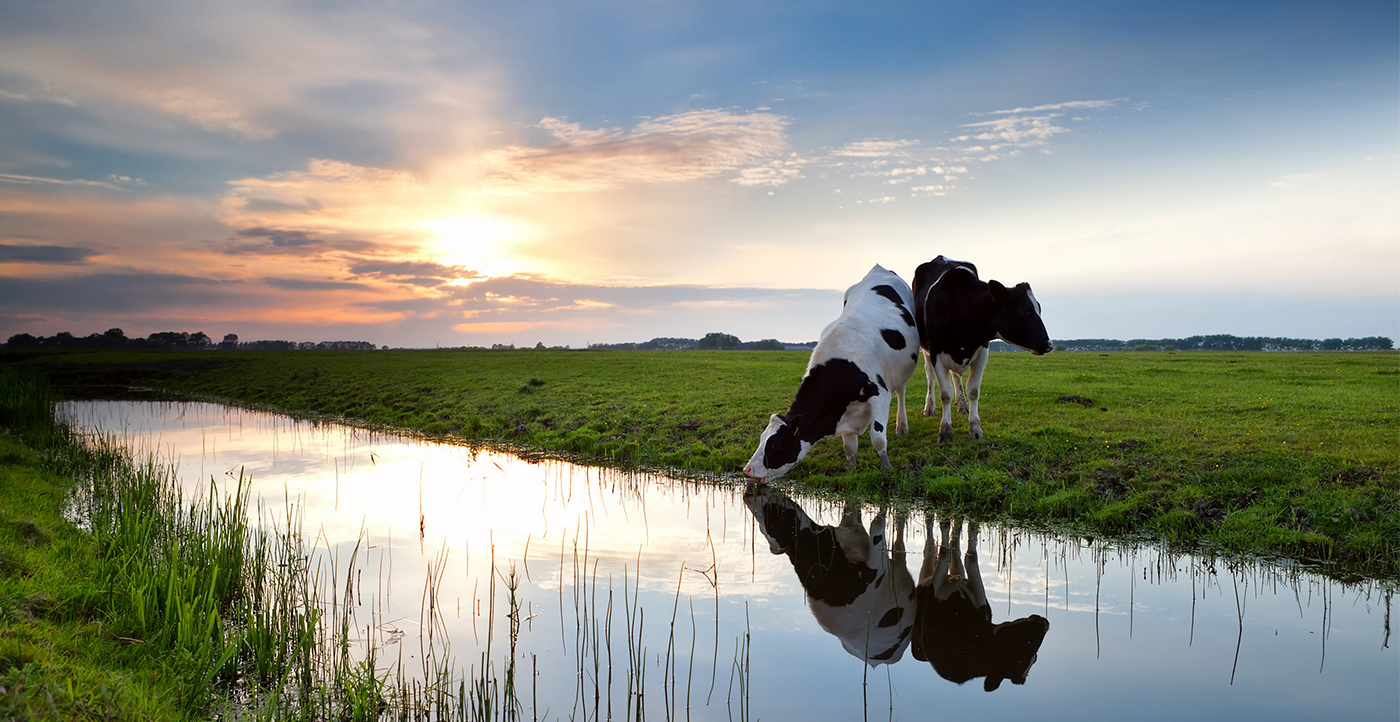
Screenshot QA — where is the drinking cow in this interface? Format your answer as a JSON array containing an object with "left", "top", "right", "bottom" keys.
[{"left": 744, "top": 264, "right": 919, "bottom": 481}]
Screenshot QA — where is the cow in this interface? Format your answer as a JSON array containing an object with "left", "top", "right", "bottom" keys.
[
  {"left": 912, "top": 255, "right": 1052, "bottom": 443},
  {"left": 911, "top": 518, "right": 1050, "bottom": 691},
  {"left": 744, "top": 487, "right": 916, "bottom": 665},
  {"left": 743, "top": 264, "right": 919, "bottom": 481}
]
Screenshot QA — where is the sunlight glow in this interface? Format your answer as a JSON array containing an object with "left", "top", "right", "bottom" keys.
[{"left": 418, "top": 213, "right": 535, "bottom": 277}]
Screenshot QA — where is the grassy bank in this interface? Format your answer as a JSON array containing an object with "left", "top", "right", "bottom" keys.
[{"left": 7, "top": 348, "right": 1399, "bottom": 576}]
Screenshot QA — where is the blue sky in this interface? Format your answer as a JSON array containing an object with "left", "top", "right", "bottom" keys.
[{"left": 1, "top": 0, "right": 1395, "bottom": 347}]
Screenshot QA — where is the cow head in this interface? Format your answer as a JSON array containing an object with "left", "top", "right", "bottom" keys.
[
  {"left": 743, "top": 413, "right": 811, "bottom": 481},
  {"left": 989, "top": 280, "right": 1053, "bottom": 355}
]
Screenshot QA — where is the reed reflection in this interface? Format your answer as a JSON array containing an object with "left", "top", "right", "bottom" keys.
[
  {"left": 912, "top": 518, "right": 1049, "bottom": 691},
  {"left": 744, "top": 486, "right": 917, "bottom": 665}
]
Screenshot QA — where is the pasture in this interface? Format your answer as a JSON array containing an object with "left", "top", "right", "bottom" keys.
[{"left": 10, "top": 348, "right": 1399, "bottom": 574}]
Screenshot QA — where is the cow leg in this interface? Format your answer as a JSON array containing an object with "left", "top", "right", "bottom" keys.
[
  {"left": 842, "top": 432, "right": 859, "bottom": 470},
  {"left": 954, "top": 370, "right": 970, "bottom": 414},
  {"left": 894, "top": 386, "right": 909, "bottom": 436},
  {"left": 869, "top": 395, "right": 893, "bottom": 470},
  {"left": 921, "top": 352, "right": 938, "bottom": 416},
  {"left": 964, "top": 521, "right": 987, "bottom": 608},
  {"left": 931, "top": 358, "right": 957, "bottom": 443},
  {"left": 966, "top": 346, "right": 990, "bottom": 440}
]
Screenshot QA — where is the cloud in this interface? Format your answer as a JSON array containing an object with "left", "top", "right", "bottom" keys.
[
  {"left": 140, "top": 87, "right": 275, "bottom": 140},
  {"left": 484, "top": 109, "right": 792, "bottom": 192},
  {"left": 0, "top": 173, "right": 123, "bottom": 190},
  {"left": 985, "top": 99, "right": 1127, "bottom": 115},
  {"left": 831, "top": 139, "right": 919, "bottom": 158},
  {"left": 731, "top": 156, "right": 807, "bottom": 186},
  {"left": 222, "top": 226, "right": 379, "bottom": 258},
  {"left": 348, "top": 260, "right": 481, "bottom": 285},
  {"left": 0, "top": 0, "right": 502, "bottom": 158},
  {"left": 0, "top": 271, "right": 249, "bottom": 313},
  {"left": 954, "top": 99, "right": 1125, "bottom": 147},
  {"left": 954, "top": 115, "right": 1071, "bottom": 145},
  {"left": 264, "top": 277, "right": 367, "bottom": 291},
  {"left": 0, "top": 243, "right": 97, "bottom": 264}
]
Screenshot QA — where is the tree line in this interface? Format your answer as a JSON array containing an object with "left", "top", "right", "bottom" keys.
[
  {"left": 4, "top": 329, "right": 379, "bottom": 351},
  {"left": 587, "top": 333, "right": 807, "bottom": 351},
  {"left": 1028, "top": 335, "right": 1394, "bottom": 352}
]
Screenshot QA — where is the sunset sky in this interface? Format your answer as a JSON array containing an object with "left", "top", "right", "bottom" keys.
[{"left": 1, "top": 0, "right": 1396, "bottom": 348}]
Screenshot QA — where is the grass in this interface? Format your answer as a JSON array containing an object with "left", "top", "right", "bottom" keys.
[{"left": 6, "top": 347, "right": 1399, "bottom": 576}]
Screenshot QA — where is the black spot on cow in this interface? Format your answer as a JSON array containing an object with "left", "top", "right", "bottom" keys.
[
  {"left": 871, "top": 284, "right": 902, "bottom": 305},
  {"left": 873, "top": 284, "right": 917, "bottom": 327},
  {"left": 881, "top": 329, "right": 907, "bottom": 350},
  {"left": 878, "top": 606, "right": 904, "bottom": 628},
  {"left": 910, "top": 352, "right": 918, "bottom": 362},
  {"left": 876, "top": 374, "right": 887, "bottom": 390},
  {"left": 872, "top": 420, "right": 884, "bottom": 433},
  {"left": 783, "top": 359, "right": 882, "bottom": 445}
]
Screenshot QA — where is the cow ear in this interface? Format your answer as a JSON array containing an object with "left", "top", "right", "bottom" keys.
[
  {"left": 788, "top": 414, "right": 802, "bottom": 434},
  {"left": 988, "top": 279, "right": 1008, "bottom": 303},
  {"left": 1016, "top": 281, "right": 1031, "bottom": 291}
]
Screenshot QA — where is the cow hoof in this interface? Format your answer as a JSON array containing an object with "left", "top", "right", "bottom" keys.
[
  {"left": 937, "top": 426, "right": 952, "bottom": 444},
  {"left": 895, "top": 424, "right": 909, "bottom": 436},
  {"left": 957, "top": 403, "right": 969, "bottom": 414},
  {"left": 969, "top": 426, "right": 984, "bottom": 441},
  {"left": 922, "top": 407, "right": 934, "bottom": 417}
]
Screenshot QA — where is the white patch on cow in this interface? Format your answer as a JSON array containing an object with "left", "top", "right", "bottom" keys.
[{"left": 1026, "top": 286, "right": 1042, "bottom": 316}]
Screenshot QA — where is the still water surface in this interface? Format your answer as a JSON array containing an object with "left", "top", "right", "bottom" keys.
[{"left": 62, "top": 401, "right": 1397, "bottom": 721}]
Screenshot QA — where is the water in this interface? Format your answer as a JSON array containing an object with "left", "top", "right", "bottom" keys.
[{"left": 61, "top": 401, "right": 1398, "bottom": 721}]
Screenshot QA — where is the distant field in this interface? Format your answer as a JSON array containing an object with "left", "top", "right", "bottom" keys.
[{"left": 9, "top": 348, "right": 1399, "bottom": 575}]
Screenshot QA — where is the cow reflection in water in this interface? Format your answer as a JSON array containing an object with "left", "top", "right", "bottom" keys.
[
  {"left": 912, "top": 519, "right": 1050, "bottom": 691},
  {"left": 744, "top": 490, "right": 1050, "bottom": 687},
  {"left": 743, "top": 488, "right": 916, "bottom": 665}
]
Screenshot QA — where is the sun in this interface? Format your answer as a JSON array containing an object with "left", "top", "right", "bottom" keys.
[{"left": 417, "top": 213, "right": 535, "bottom": 277}]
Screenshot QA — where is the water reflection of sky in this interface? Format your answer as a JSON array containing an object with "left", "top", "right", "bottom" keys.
[{"left": 62, "top": 401, "right": 1398, "bottom": 721}]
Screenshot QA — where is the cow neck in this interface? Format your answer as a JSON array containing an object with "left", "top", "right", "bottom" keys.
[{"left": 786, "top": 358, "right": 878, "bottom": 443}]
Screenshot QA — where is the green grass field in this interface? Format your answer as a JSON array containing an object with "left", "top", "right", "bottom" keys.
[{"left": 8, "top": 347, "right": 1399, "bottom": 576}]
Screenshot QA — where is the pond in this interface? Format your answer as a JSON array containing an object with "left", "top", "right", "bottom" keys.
[{"left": 61, "top": 401, "right": 1397, "bottom": 721}]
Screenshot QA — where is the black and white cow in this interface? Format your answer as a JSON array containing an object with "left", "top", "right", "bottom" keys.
[
  {"left": 743, "top": 264, "right": 919, "bottom": 480},
  {"left": 911, "top": 518, "right": 1050, "bottom": 691},
  {"left": 744, "top": 488, "right": 916, "bottom": 666},
  {"left": 912, "top": 255, "right": 1052, "bottom": 443}
]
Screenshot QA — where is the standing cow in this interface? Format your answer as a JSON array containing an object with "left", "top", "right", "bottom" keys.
[
  {"left": 743, "top": 264, "right": 919, "bottom": 481},
  {"left": 912, "top": 255, "right": 1052, "bottom": 443}
]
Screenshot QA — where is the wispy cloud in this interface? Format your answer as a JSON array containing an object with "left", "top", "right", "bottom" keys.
[
  {"left": 831, "top": 139, "right": 920, "bottom": 158},
  {"left": 955, "top": 98, "right": 1124, "bottom": 147},
  {"left": 0, "top": 173, "right": 124, "bottom": 190},
  {"left": 485, "top": 109, "right": 793, "bottom": 192},
  {"left": 0, "top": 243, "right": 97, "bottom": 264}
]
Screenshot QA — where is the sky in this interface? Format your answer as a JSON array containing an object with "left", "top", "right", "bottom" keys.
[{"left": 1, "top": 0, "right": 1396, "bottom": 348}]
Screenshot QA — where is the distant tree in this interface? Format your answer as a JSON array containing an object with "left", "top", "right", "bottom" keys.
[
  {"left": 219, "top": 333, "right": 239, "bottom": 350},
  {"left": 5, "top": 333, "right": 39, "bottom": 348},
  {"left": 697, "top": 332, "right": 741, "bottom": 350},
  {"left": 535, "top": 341, "right": 546, "bottom": 350},
  {"left": 749, "top": 338, "right": 786, "bottom": 351}
]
